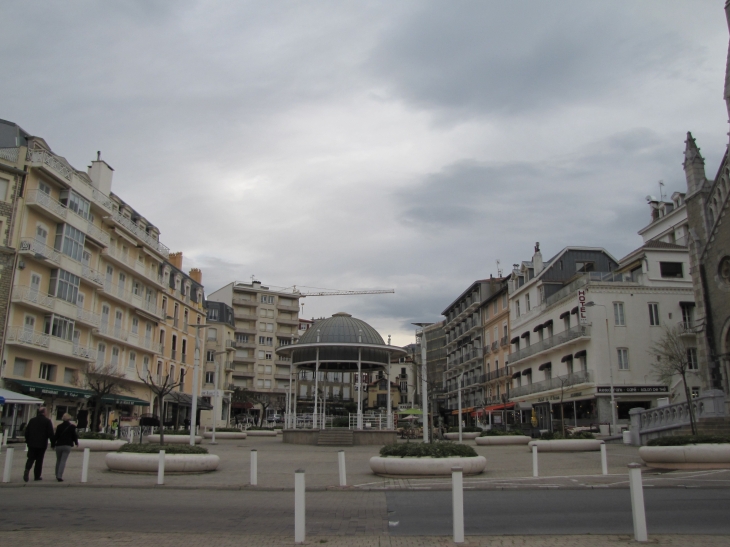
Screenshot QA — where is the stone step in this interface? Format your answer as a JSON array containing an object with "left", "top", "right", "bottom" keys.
[{"left": 317, "top": 429, "right": 354, "bottom": 446}]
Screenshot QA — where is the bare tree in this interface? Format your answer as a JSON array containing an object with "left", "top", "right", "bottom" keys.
[
  {"left": 77, "top": 363, "right": 130, "bottom": 433},
  {"left": 649, "top": 326, "right": 697, "bottom": 436},
  {"left": 138, "top": 363, "right": 182, "bottom": 445},
  {"left": 232, "top": 388, "right": 284, "bottom": 427}
]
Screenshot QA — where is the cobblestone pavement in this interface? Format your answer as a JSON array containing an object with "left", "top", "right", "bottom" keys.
[
  {"left": 1, "top": 531, "right": 729, "bottom": 546},
  {"left": 3, "top": 437, "right": 725, "bottom": 490}
]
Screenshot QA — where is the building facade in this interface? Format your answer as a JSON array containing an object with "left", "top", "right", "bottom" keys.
[
  {"left": 201, "top": 299, "right": 236, "bottom": 428},
  {"left": 0, "top": 119, "right": 205, "bottom": 432},
  {"left": 480, "top": 278, "right": 511, "bottom": 408}
]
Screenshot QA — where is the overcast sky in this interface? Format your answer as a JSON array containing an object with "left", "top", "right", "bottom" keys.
[{"left": 2, "top": 1, "right": 728, "bottom": 345}]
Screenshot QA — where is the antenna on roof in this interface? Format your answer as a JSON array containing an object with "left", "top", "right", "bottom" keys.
[
  {"left": 496, "top": 259, "right": 502, "bottom": 277},
  {"left": 659, "top": 180, "right": 666, "bottom": 201}
]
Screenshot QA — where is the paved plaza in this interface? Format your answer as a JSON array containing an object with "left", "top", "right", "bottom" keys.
[{"left": 2, "top": 436, "right": 730, "bottom": 545}]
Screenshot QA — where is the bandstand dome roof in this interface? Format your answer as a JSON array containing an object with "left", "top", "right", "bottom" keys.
[
  {"left": 298, "top": 312, "right": 385, "bottom": 346},
  {"left": 286, "top": 312, "right": 402, "bottom": 370}
]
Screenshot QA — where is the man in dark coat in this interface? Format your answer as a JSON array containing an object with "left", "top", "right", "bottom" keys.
[{"left": 24, "top": 406, "right": 55, "bottom": 482}]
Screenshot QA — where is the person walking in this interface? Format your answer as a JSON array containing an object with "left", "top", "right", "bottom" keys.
[
  {"left": 52, "top": 413, "right": 79, "bottom": 482},
  {"left": 23, "top": 406, "right": 55, "bottom": 482}
]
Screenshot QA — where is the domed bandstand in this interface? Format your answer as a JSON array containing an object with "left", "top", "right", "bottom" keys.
[{"left": 275, "top": 313, "right": 406, "bottom": 445}]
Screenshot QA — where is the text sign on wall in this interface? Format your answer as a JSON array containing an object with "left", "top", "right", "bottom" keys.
[{"left": 577, "top": 290, "right": 588, "bottom": 324}]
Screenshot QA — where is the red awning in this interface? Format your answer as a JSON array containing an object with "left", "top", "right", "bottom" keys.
[
  {"left": 484, "top": 402, "right": 516, "bottom": 412},
  {"left": 470, "top": 409, "right": 485, "bottom": 417},
  {"left": 232, "top": 402, "right": 254, "bottom": 409}
]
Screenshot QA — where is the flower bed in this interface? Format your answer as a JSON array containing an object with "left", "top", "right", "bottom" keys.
[
  {"left": 203, "top": 431, "right": 247, "bottom": 439},
  {"left": 527, "top": 439, "right": 604, "bottom": 452},
  {"left": 106, "top": 443, "right": 218, "bottom": 473},
  {"left": 146, "top": 434, "right": 202, "bottom": 444},
  {"left": 370, "top": 442, "right": 486, "bottom": 476},
  {"left": 640, "top": 436, "right": 730, "bottom": 469},
  {"left": 73, "top": 439, "right": 127, "bottom": 452}
]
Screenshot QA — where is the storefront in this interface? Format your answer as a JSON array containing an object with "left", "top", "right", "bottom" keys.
[
  {"left": 0, "top": 387, "right": 43, "bottom": 439},
  {"left": 6, "top": 379, "right": 92, "bottom": 427}
]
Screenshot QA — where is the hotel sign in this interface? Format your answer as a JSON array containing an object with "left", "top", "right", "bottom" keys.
[
  {"left": 597, "top": 386, "right": 668, "bottom": 394},
  {"left": 577, "top": 290, "right": 588, "bottom": 325}
]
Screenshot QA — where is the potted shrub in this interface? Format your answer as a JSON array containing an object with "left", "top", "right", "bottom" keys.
[
  {"left": 106, "top": 443, "right": 219, "bottom": 473},
  {"left": 640, "top": 435, "right": 730, "bottom": 469},
  {"left": 476, "top": 429, "right": 531, "bottom": 446},
  {"left": 444, "top": 426, "right": 482, "bottom": 441}
]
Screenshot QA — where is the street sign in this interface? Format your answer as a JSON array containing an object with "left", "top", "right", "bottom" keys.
[{"left": 201, "top": 389, "right": 222, "bottom": 397}]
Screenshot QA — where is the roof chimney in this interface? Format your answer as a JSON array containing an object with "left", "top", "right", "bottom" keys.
[
  {"left": 87, "top": 152, "right": 114, "bottom": 195},
  {"left": 532, "top": 242, "right": 544, "bottom": 274},
  {"left": 168, "top": 252, "right": 183, "bottom": 270},
  {"left": 189, "top": 268, "right": 202, "bottom": 284}
]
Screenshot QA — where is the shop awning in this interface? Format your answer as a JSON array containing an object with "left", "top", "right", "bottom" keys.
[
  {"left": 398, "top": 408, "right": 423, "bottom": 415},
  {"left": 574, "top": 350, "right": 587, "bottom": 358},
  {"left": 165, "top": 392, "right": 213, "bottom": 410},
  {"left": 0, "top": 388, "right": 43, "bottom": 405},
  {"left": 533, "top": 324, "right": 544, "bottom": 332},
  {"left": 484, "top": 402, "right": 515, "bottom": 412},
  {"left": 561, "top": 354, "right": 574, "bottom": 362},
  {"left": 512, "top": 371, "right": 521, "bottom": 378},
  {"left": 559, "top": 311, "right": 570, "bottom": 320},
  {"left": 8, "top": 379, "right": 91, "bottom": 400},
  {"left": 101, "top": 395, "right": 150, "bottom": 407},
  {"left": 451, "top": 406, "right": 475, "bottom": 415},
  {"left": 538, "top": 362, "right": 551, "bottom": 371}
]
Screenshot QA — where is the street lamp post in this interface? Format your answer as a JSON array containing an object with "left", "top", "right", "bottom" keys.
[
  {"left": 413, "top": 323, "right": 433, "bottom": 444},
  {"left": 189, "top": 324, "right": 207, "bottom": 446},
  {"left": 209, "top": 349, "right": 233, "bottom": 445},
  {"left": 585, "top": 302, "right": 617, "bottom": 434},
  {"left": 458, "top": 371, "right": 464, "bottom": 443}
]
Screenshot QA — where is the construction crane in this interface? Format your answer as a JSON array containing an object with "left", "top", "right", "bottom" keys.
[{"left": 291, "top": 286, "right": 395, "bottom": 297}]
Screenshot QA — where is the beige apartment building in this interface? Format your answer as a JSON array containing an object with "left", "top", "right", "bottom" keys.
[
  {"left": 480, "top": 278, "right": 511, "bottom": 410},
  {"left": 207, "top": 280, "right": 301, "bottom": 417},
  {"left": 201, "top": 299, "right": 236, "bottom": 428},
  {"left": 0, "top": 119, "right": 202, "bottom": 432}
]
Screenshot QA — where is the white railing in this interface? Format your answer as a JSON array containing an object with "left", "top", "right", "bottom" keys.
[
  {"left": 12, "top": 286, "right": 54, "bottom": 309},
  {"left": 509, "top": 325, "right": 591, "bottom": 365},
  {"left": 0, "top": 147, "right": 19, "bottom": 162},
  {"left": 81, "top": 263, "right": 105, "bottom": 286},
  {"left": 76, "top": 307, "right": 101, "bottom": 327},
  {"left": 98, "top": 322, "right": 129, "bottom": 342},
  {"left": 25, "top": 189, "right": 68, "bottom": 219},
  {"left": 19, "top": 238, "right": 60, "bottom": 264},
  {"left": 348, "top": 412, "right": 391, "bottom": 430},
  {"left": 110, "top": 211, "right": 170, "bottom": 258},
  {"left": 26, "top": 148, "right": 74, "bottom": 181},
  {"left": 510, "top": 370, "right": 591, "bottom": 399},
  {"left": 6, "top": 326, "right": 50, "bottom": 348}
]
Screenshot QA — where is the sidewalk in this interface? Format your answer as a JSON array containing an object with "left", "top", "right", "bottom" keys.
[
  {"left": 1, "top": 531, "right": 729, "bottom": 547},
  {"left": 2, "top": 436, "right": 729, "bottom": 490}
]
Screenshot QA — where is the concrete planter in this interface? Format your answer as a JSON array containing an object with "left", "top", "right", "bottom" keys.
[
  {"left": 528, "top": 439, "right": 603, "bottom": 452},
  {"left": 245, "top": 430, "right": 277, "bottom": 437},
  {"left": 106, "top": 452, "right": 219, "bottom": 473},
  {"left": 73, "top": 439, "right": 128, "bottom": 452},
  {"left": 370, "top": 455, "right": 486, "bottom": 477},
  {"left": 639, "top": 444, "right": 730, "bottom": 469},
  {"left": 202, "top": 431, "right": 247, "bottom": 439},
  {"left": 476, "top": 435, "right": 531, "bottom": 446},
  {"left": 444, "top": 432, "right": 481, "bottom": 440},
  {"left": 146, "top": 434, "right": 202, "bottom": 444}
]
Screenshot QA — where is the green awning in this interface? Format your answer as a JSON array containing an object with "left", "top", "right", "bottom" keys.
[
  {"left": 8, "top": 379, "right": 92, "bottom": 400},
  {"left": 397, "top": 408, "right": 423, "bottom": 415},
  {"left": 101, "top": 395, "right": 150, "bottom": 407}
]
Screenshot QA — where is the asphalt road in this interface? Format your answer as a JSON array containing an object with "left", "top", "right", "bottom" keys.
[
  {"left": 2, "top": 487, "right": 730, "bottom": 536},
  {"left": 386, "top": 489, "right": 730, "bottom": 535}
]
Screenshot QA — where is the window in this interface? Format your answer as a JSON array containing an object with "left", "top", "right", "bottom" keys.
[
  {"left": 526, "top": 294, "right": 531, "bottom": 311},
  {"left": 257, "top": 379, "right": 264, "bottom": 388},
  {"left": 206, "top": 350, "right": 215, "bottom": 362},
  {"left": 39, "top": 363, "right": 56, "bottom": 381},
  {"left": 261, "top": 295, "right": 274, "bottom": 304},
  {"left": 236, "top": 334, "right": 249, "bottom": 343},
  {"left": 576, "top": 261, "right": 595, "bottom": 273},
  {"left": 538, "top": 286, "right": 545, "bottom": 304},
  {"left": 63, "top": 368, "right": 77, "bottom": 384},
  {"left": 111, "top": 347, "right": 120, "bottom": 368},
  {"left": 613, "top": 302, "right": 625, "bottom": 326},
  {"left": 131, "top": 317, "right": 139, "bottom": 335},
  {"left": 502, "top": 293, "right": 507, "bottom": 309},
  {"left": 681, "top": 305, "right": 695, "bottom": 329},
  {"left": 207, "top": 328, "right": 217, "bottom": 341},
  {"left": 687, "top": 348, "right": 698, "bottom": 370},
  {"left": 617, "top": 348, "right": 629, "bottom": 370},
  {"left": 142, "top": 356, "right": 150, "bottom": 378},
  {"left": 660, "top": 262, "right": 684, "bottom": 278},
  {"left": 54, "top": 224, "right": 86, "bottom": 262},
  {"left": 265, "top": 352, "right": 272, "bottom": 360},
  {"left": 265, "top": 365, "right": 272, "bottom": 373},
  {"left": 49, "top": 269, "right": 80, "bottom": 304},
  {"left": 264, "top": 379, "right": 271, "bottom": 388},
  {"left": 208, "top": 307, "right": 219, "bottom": 321},
  {"left": 13, "top": 358, "right": 28, "bottom": 377},
  {"left": 258, "top": 350, "right": 265, "bottom": 359},
  {"left": 39, "top": 181, "right": 51, "bottom": 195},
  {"left": 515, "top": 300, "right": 521, "bottom": 317},
  {"left": 691, "top": 387, "right": 700, "bottom": 398},
  {"left": 132, "top": 281, "right": 141, "bottom": 296},
  {"left": 128, "top": 352, "right": 136, "bottom": 371},
  {"left": 648, "top": 303, "right": 660, "bottom": 326},
  {"left": 205, "top": 371, "right": 215, "bottom": 383},
  {"left": 266, "top": 323, "right": 274, "bottom": 332},
  {"left": 44, "top": 314, "right": 74, "bottom": 341},
  {"left": 0, "top": 178, "right": 8, "bottom": 201}
]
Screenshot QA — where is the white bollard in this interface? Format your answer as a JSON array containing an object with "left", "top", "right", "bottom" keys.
[
  {"left": 294, "top": 469, "right": 306, "bottom": 543},
  {"left": 250, "top": 449, "right": 258, "bottom": 486},
  {"left": 452, "top": 466, "right": 465, "bottom": 544},
  {"left": 2, "top": 447, "right": 14, "bottom": 483},
  {"left": 338, "top": 450, "right": 347, "bottom": 487},
  {"left": 129, "top": 430, "right": 135, "bottom": 445},
  {"left": 628, "top": 463, "right": 648, "bottom": 542},
  {"left": 81, "top": 448, "right": 90, "bottom": 483},
  {"left": 532, "top": 445, "right": 538, "bottom": 477},
  {"left": 157, "top": 450, "right": 165, "bottom": 485},
  {"left": 3, "top": 428, "right": 8, "bottom": 446},
  {"left": 600, "top": 444, "right": 608, "bottom": 475}
]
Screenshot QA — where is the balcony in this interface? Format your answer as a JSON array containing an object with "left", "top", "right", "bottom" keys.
[
  {"left": 97, "top": 323, "right": 129, "bottom": 343},
  {"left": 234, "top": 311, "right": 258, "bottom": 321},
  {"left": 19, "top": 238, "right": 60, "bottom": 265},
  {"left": 11, "top": 286, "right": 54, "bottom": 311},
  {"left": 677, "top": 321, "right": 700, "bottom": 337},
  {"left": 232, "top": 297, "right": 256, "bottom": 307},
  {"left": 508, "top": 325, "right": 591, "bottom": 365},
  {"left": 277, "top": 303, "right": 300, "bottom": 313},
  {"left": 107, "top": 210, "right": 170, "bottom": 258},
  {"left": 102, "top": 245, "right": 163, "bottom": 287},
  {"left": 99, "top": 279, "right": 163, "bottom": 318},
  {"left": 0, "top": 147, "right": 19, "bottom": 163},
  {"left": 232, "top": 340, "right": 256, "bottom": 349},
  {"left": 485, "top": 367, "right": 510, "bottom": 382},
  {"left": 500, "top": 336, "right": 509, "bottom": 347},
  {"left": 509, "top": 370, "right": 591, "bottom": 399},
  {"left": 275, "top": 373, "right": 292, "bottom": 380},
  {"left": 276, "top": 318, "right": 299, "bottom": 327},
  {"left": 231, "top": 370, "right": 255, "bottom": 378},
  {"left": 5, "top": 326, "right": 95, "bottom": 362}
]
